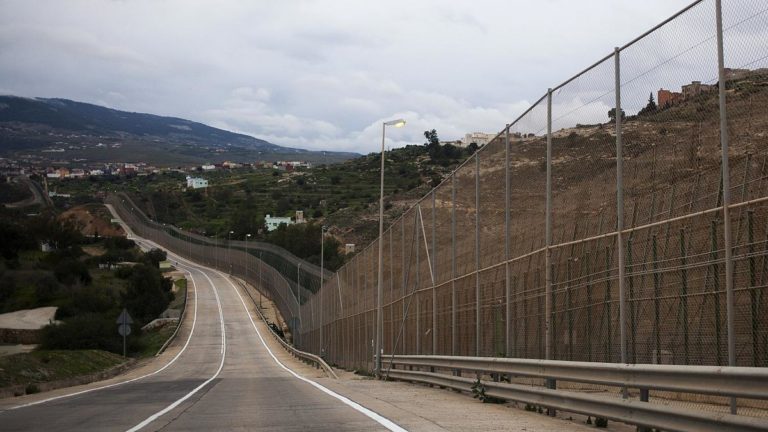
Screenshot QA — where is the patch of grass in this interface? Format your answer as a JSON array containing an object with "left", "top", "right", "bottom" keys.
[
  {"left": 135, "top": 324, "right": 175, "bottom": 358},
  {"left": 168, "top": 281, "right": 186, "bottom": 310},
  {"left": 0, "top": 349, "right": 125, "bottom": 389}
]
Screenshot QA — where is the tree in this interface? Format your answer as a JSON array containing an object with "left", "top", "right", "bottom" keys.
[
  {"left": 608, "top": 108, "right": 626, "bottom": 122},
  {"left": 122, "top": 263, "right": 173, "bottom": 325},
  {"left": 638, "top": 92, "right": 658, "bottom": 116},
  {"left": 423, "top": 129, "right": 440, "bottom": 147},
  {"left": 143, "top": 248, "right": 167, "bottom": 268},
  {"left": 423, "top": 129, "right": 442, "bottom": 161},
  {"left": 466, "top": 142, "right": 480, "bottom": 155}
]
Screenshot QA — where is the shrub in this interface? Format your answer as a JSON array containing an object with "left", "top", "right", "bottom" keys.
[
  {"left": 54, "top": 259, "right": 92, "bottom": 286},
  {"left": 121, "top": 264, "right": 173, "bottom": 325},
  {"left": 42, "top": 313, "right": 123, "bottom": 353}
]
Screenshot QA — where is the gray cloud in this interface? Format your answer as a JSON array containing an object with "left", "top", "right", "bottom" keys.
[{"left": 2, "top": 0, "right": 757, "bottom": 154}]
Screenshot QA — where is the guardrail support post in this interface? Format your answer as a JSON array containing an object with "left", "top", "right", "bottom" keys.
[{"left": 715, "top": 0, "right": 737, "bottom": 415}]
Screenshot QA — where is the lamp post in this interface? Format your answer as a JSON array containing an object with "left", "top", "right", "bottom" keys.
[
  {"left": 320, "top": 225, "right": 327, "bottom": 357},
  {"left": 376, "top": 118, "right": 406, "bottom": 376}
]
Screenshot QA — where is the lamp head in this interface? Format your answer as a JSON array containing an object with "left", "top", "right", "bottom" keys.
[{"left": 383, "top": 119, "right": 406, "bottom": 128}]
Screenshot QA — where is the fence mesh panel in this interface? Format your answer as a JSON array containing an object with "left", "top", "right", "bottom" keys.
[{"left": 107, "top": 0, "right": 768, "bottom": 419}]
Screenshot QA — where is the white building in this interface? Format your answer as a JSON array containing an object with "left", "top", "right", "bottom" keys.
[
  {"left": 462, "top": 132, "right": 495, "bottom": 147},
  {"left": 265, "top": 214, "right": 293, "bottom": 232},
  {"left": 201, "top": 164, "right": 216, "bottom": 171},
  {"left": 186, "top": 176, "right": 208, "bottom": 189}
]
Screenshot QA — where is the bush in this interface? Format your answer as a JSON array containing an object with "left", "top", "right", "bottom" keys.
[
  {"left": 55, "top": 284, "right": 119, "bottom": 319},
  {"left": 103, "top": 236, "right": 135, "bottom": 250},
  {"left": 143, "top": 248, "right": 167, "bottom": 268},
  {"left": 41, "top": 313, "right": 138, "bottom": 353},
  {"left": 54, "top": 259, "right": 92, "bottom": 286},
  {"left": 121, "top": 264, "right": 173, "bottom": 325}
]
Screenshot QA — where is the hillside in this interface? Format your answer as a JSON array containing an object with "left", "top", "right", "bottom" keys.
[
  {"left": 0, "top": 96, "right": 358, "bottom": 165},
  {"left": 41, "top": 70, "right": 768, "bottom": 258}
]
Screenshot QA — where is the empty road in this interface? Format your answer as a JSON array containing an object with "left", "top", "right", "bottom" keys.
[{"left": 0, "top": 209, "right": 404, "bottom": 431}]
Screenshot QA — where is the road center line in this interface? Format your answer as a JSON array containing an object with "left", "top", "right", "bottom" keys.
[
  {"left": 218, "top": 270, "right": 408, "bottom": 432},
  {"left": 125, "top": 267, "right": 227, "bottom": 432}
]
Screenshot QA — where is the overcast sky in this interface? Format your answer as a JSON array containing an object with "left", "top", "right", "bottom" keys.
[{"left": 0, "top": 1, "right": 736, "bottom": 153}]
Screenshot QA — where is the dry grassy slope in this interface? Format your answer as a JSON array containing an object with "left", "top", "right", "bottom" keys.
[
  {"left": 339, "top": 73, "right": 768, "bottom": 277},
  {"left": 430, "top": 72, "right": 768, "bottom": 261},
  {"left": 60, "top": 204, "right": 125, "bottom": 237}
]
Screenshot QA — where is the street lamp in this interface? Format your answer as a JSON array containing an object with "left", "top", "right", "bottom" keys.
[
  {"left": 376, "top": 118, "right": 405, "bottom": 376},
  {"left": 320, "top": 225, "right": 327, "bottom": 357}
]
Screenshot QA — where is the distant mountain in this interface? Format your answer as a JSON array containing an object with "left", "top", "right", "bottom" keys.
[{"left": 0, "top": 96, "right": 358, "bottom": 165}]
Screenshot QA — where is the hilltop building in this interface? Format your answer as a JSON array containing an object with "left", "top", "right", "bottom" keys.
[
  {"left": 658, "top": 80, "right": 716, "bottom": 108},
  {"left": 462, "top": 132, "right": 495, "bottom": 147},
  {"left": 186, "top": 176, "right": 208, "bottom": 189},
  {"left": 265, "top": 214, "right": 293, "bottom": 232}
]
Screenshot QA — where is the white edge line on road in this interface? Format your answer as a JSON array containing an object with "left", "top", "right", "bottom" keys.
[
  {"left": 2, "top": 206, "right": 210, "bottom": 413},
  {"left": 1, "top": 261, "right": 200, "bottom": 412},
  {"left": 218, "top": 270, "right": 408, "bottom": 432},
  {"left": 125, "top": 267, "right": 227, "bottom": 432}
]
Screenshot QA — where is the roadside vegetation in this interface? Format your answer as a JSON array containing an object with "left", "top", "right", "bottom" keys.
[
  {"left": 49, "top": 131, "right": 479, "bottom": 265},
  {"left": 0, "top": 206, "right": 179, "bottom": 395}
]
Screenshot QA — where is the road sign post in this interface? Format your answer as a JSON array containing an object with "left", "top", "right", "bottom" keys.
[{"left": 117, "top": 308, "right": 134, "bottom": 358}]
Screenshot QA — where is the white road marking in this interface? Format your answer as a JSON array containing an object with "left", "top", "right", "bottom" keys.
[
  {"left": 125, "top": 268, "right": 227, "bottom": 432},
  {"left": 219, "top": 270, "right": 409, "bottom": 432},
  {"left": 2, "top": 208, "right": 211, "bottom": 413},
  {"left": 1, "top": 266, "right": 200, "bottom": 412}
]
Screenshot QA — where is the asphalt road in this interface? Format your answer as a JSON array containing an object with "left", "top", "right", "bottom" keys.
[{"left": 0, "top": 212, "right": 402, "bottom": 431}]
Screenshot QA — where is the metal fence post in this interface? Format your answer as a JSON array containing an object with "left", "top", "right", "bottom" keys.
[
  {"left": 416, "top": 217, "right": 421, "bottom": 355},
  {"left": 545, "top": 89, "right": 553, "bottom": 362},
  {"left": 505, "top": 124, "right": 512, "bottom": 357},
  {"left": 432, "top": 191, "right": 437, "bottom": 354},
  {"left": 475, "top": 152, "right": 481, "bottom": 357},
  {"left": 402, "top": 219, "right": 407, "bottom": 354},
  {"left": 390, "top": 228, "right": 394, "bottom": 354},
  {"left": 545, "top": 88, "right": 556, "bottom": 415},
  {"left": 615, "top": 47, "right": 628, "bottom": 375},
  {"left": 452, "top": 174, "right": 457, "bottom": 356},
  {"left": 715, "top": 0, "right": 737, "bottom": 414}
]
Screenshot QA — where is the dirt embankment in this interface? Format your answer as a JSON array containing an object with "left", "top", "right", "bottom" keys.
[{"left": 59, "top": 204, "right": 125, "bottom": 237}]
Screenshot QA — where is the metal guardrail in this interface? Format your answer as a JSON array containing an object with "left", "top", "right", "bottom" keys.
[
  {"left": 385, "top": 355, "right": 768, "bottom": 400},
  {"left": 384, "top": 354, "right": 768, "bottom": 432},
  {"left": 234, "top": 278, "right": 338, "bottom": 379}
]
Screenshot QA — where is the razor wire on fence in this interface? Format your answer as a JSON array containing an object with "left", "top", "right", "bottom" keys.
[{"left": 108, "top": 0, "right": 768, "bottom": 419}]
